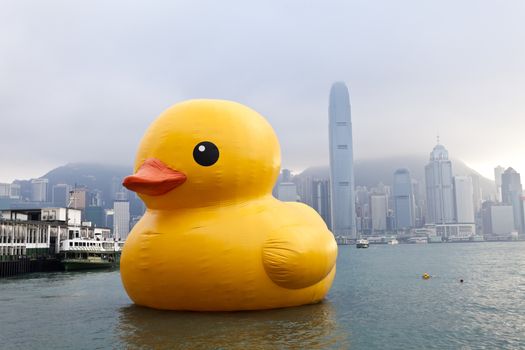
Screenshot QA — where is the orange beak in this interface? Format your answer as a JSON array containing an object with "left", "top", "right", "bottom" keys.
[{"left": 122, "top": 158, "right": 187, "bottom": 196}]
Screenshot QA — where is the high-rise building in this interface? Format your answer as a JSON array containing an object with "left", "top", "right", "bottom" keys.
[
  {"left": 411, "top": 179, "right": 424, "bottom": 227},
  {"left": 453, "top": 176, "right": 475, "bottom": 223},
  {"left": 494, "top": 166, "right": 505, "bottom": 202},
  {"left": 30, "top": 179, "right": 48, "bottom": 202},
  {"left": 501, "top": 167, "right": 524, "bottom": 234},
  {"left": 105, "top": 209, "right": 114, "bottom": 232},
  {"left": 328, "top": 82, "right": 356, "bottom": 239},
  {"left": 113, "top": 200, "right": 130, "bottom": 241},
  {"left": 281, "top": 169, "right": 292, "bottom": 183},
  {"left": 88, "top": 190, "right": 103, "bottom": 207},
  {"left": 490, "top": 205, "right": 514, "bottom": 235},
  {"left": 425, "top": 143, "right": 454, "bottom": 224},
  {"left": 482, "top": 201, "right": 515, "bottom": 237},
  {"left": 311, "top": 179, "right": 331, "bottom": 229},
  {"left": 276, "top": 182, "right": 298, "bottom": 201},
  {"left": 273, "top": 169, "right": 294, "bottom": 199},
  {"left": 111, "top": 176, "right": 129, "bottom": 201},
  {"left": 52, "top": 184, "right": 71, "bottom": 208},
  {"left": 469, "top": 174, "right": 482, "bottom": 214},
  {"left": 370, "top": 193, "right": 387, "bottom": 233},
  {"left": 393, "top": 168, "right": 415, "bottom": 230},
  {"left": 355, "top": 186, "right": 370, "bottom": 234},
  {"left": 69, "top": 188, "right": 87, "bottom": 210}
]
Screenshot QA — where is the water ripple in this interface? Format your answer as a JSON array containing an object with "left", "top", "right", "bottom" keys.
[{"left": 1, "top": 242, "right": 525, "bottom": 349}]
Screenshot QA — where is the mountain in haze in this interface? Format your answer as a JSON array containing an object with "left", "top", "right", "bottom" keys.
[
  {"left": 40, "top": 163, "right": 132, "bottom": 207},
  {"left": 297, "top": 155, "right": 496, "bottom": 198},
  {"left": 13, "top": 155, "right": 495, "bottom": 211},
  {"left": 12, "top": 163, "right": 140, "bottom": 214}
]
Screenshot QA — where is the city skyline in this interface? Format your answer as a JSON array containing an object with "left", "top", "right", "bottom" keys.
[
  {"left": 2, "top": 1, "right": 525, "bottom": 182},
  {"left": 2, "top": 137, "right": 522, "bottom": 242}
]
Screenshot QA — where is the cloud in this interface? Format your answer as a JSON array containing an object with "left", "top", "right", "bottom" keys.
[{"left": 1, "top": 0, "right": 524, "bottom": 182}]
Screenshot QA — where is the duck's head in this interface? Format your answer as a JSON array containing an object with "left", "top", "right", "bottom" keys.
[{"left": 123, "top": 99, "right": 281, "bottom": 210}]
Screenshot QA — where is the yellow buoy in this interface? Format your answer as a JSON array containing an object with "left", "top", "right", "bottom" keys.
[{"left": 422, "top": 273, "right": 431, "bottom": 280}]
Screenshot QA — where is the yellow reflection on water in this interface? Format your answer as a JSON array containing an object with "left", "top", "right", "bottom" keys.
[{"left": 116, "top": 301, "right": 349, "bottom": 349}]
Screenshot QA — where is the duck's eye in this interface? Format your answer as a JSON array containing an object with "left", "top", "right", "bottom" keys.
[{"left": 193, "top": 141, "right": 219, "bottom": 166}]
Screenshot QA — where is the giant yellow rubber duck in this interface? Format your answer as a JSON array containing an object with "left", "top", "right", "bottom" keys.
[{"left": 121, "top": 99, "right": 337, "bottom": 311}]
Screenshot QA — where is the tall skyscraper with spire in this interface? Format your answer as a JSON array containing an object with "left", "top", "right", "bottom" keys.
[
  {"left": 329, "top": 82, "right": 356, "bottom": 239},
  {"left": 425, "top": 141, "right": 455, "bottom": 224}
]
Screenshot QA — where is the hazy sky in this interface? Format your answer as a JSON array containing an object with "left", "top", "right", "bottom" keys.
[{"left": 1, "top": 0, "right": 524, "bottom": 182}]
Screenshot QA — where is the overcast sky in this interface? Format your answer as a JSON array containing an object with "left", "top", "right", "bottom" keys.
[{"left": 1, "top": 0, "right": 524, "bottom": 182}]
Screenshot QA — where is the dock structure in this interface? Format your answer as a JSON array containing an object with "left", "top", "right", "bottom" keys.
[{"left": 0, "top": 208, "right": 119, "bottom": 278}]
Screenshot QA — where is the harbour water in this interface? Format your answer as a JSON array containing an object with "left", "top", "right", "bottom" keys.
[{"left": 1, "top": 242, "right": 525, "bottom": 349}]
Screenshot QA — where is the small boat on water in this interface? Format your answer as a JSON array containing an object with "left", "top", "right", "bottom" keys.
[
  {"left": 388, "top": 239, "right": 399, "bottom": 245},
  {"left": 356, "top": 239, "right": 369, "bottom": 248}
]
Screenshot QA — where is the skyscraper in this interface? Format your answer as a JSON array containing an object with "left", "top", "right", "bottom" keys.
[
  {"left": 393, "top": 168, "right": 415, "bottom": 230},
  {"left": 311, "top": 179, "right": 331, "bottom": 229},
  {"left": 70, "top": 188, "right": 87, "bottom": 210},
  {"left": 113, "top": 200, "right": 130, "bottom": 241},
  {"left": 494, "top": 165, "right": 505, "bottom": 202},
  {"left": 469, "top": 174, "right": 482, "bottom": 215},
  {"left": 453, "top": 176, "right": 475, "bottom": 223},
  {"left": 425, "top": 143, "right": 455, "bottom": 224},
  {"left": 501, "top": 167, "right": 524, "bottom": 234},
  {"left": 370, "top": 193, "right": 388, "bottom": 233},
  {"left": 52, "top": 184, "right": 71, "bottom": 207},
  {"left": 329, "top": 82, "right": 356, "bottom": 239}
]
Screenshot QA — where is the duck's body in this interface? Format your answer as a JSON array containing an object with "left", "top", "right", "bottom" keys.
[
  {"left": 122, "top": 196, "right": 336, "bottom": 311},
  {"left": 121, "top": 99, "right": 337, "bottom": 311}
]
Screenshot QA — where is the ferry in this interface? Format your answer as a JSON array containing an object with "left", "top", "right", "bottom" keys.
[
  {"left": 356, "top": 239, "right": 369, "bottom": 248},
  {"left": 59, "top": 238, "right": 123, "bottom": 271},
  {"left": 388, "top": 238, "right": 399, "bottom": 245}
]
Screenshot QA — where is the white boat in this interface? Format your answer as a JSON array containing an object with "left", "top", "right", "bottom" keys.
[
  {"left": 388, "top": 239, "right": 399, "bottom": 245},
  {"left": 59, "top": 238, "right": 123, "bottom": 271},
  {"left": 356, "top": 239, "right": 369, "bottom": 248}
]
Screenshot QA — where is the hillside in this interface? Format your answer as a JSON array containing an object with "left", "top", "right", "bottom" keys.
[{"left": 297, "top": 155, "right": 496, "bottom": 198}]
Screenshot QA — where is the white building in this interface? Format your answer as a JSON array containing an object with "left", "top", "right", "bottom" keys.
[
  {"left": 113, "top": 201, "right": 130, "bottom": 241},
  {"left": 329, "top": 82, "right": 356, "bottom": 239},
  {"left": 435, "top": 223, "right": 476, "bottom": 241},
  {"left": 31, "top": 179, "right": 49, "bottom": 202},
  {"left": 453, "top": 176, "right": 475, "bottom": 223},
  {"left": 490, "top": 205, "right": 514, "bottom": 235}
]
